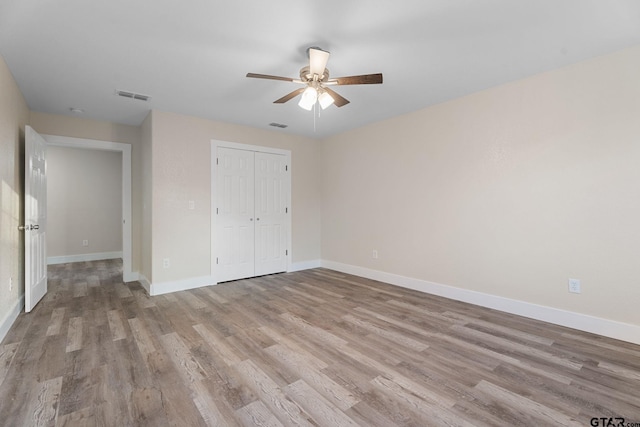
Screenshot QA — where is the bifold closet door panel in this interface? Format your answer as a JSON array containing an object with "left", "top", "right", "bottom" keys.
[
  {"left": 216, "top": 147, "right": 255, "bottom": 282},
  {"left": 254, "top": 152, "right": 288, "bottom": 276}
]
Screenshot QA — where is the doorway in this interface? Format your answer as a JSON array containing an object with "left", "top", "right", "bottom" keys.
[{"left": 43, "top": 134, "right": 134, "bottom": 282}]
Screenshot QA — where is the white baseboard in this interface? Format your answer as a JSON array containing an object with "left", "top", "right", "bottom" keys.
[
  {"left": 321, "top": 260, "right": 640, "bottom": 346},
  {"left": 289, "top": 259, "right": 322, "bottom": 272},
  {"left": 137, "top": 274, "right": 151, "bottom": 294},
  {"left": 0, "top": 294, "right": 24, "bottom": 344},
  {"left": 137, "top": 260, "right": 321, "bottom": 297},
  {"left": 123, "top": 271, "right": 139, "bottom": 283},
  {"left": 47, "top": 251, "right": 123, "bottom": 265},
  {"left": 149, "top": 275, "right": 216, "bottom": 296}
]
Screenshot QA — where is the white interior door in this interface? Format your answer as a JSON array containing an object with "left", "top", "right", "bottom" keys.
[
  {"left": 254, "top": 152, "right": 288, "bottom": 276},
  {"left": 216, "top": 147, "right": 255, "bottom": 282},
  {"left": 24, "top": 126, "right": 48, "bottom": 312}
]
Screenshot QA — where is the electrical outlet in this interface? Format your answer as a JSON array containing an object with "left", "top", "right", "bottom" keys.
[
  {"left": 82, "top": 239, "right": 89, "bottom": 247},
  {"left": 568, "top": 278, "right": 581, "bottom": 294},
  {"left": 163, "top": 258, "right": 170, "bottom": 269},
  {"left": 372, "top": 250, "right": 378, "bottom": 259}
]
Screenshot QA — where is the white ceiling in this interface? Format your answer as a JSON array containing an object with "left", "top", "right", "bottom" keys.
[{"left": 1, "top": 1, "right": 639, "bottom": 139}]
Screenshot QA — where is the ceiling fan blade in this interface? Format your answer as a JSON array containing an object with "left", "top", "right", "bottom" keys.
[
  {"left": 274, "top": 88, "right": 305, "bottom": 104},
  {"left": 247, "top": 73, "right": 295, "bottom": 82},
  {"left": 323, "top": 87, "right": 350, "bottom": 107},
  {"left": 330, "top": 73, "right": 383, "bottom": 85},
  {"left": 309, "top": 48, "right": 330, "bottom": 77}
]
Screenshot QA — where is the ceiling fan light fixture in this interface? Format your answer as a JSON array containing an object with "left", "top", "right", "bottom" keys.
[
  {"left": 298, "top": 86, "right": 318, "bottom": 110},
  {"left": 247, "top": 46, "right": 382, "bottom": 111},
  {"left": 308, "top": 48, "right": 330, "bottom": 77},
  {"left": 318, "top": 91, "right": 334, "bottom": 109}
]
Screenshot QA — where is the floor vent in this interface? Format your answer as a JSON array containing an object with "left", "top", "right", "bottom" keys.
[
  {"left": 115, "top": 90, "right": 151, "bottom": 102},
  {"left": 269, "top": 122, "right": 288, "bottom": 128}
]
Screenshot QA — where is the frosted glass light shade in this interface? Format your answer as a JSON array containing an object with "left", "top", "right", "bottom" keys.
[
  {"left": 298, "top": 86, "right": 318, "bottom": 110},
  {"left": 318, "top": 91, "right": 334, "bottom": 109}
]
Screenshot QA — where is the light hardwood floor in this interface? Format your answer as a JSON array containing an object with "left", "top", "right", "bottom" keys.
[{"left": 1, "top": 260, "right": 639, "bottom": 426}]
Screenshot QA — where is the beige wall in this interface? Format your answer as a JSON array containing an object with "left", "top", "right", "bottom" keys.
[
  {"left": 0, "top": 54, "right": 29, "bottom": 329},
  {"left": 47, "top": 146, "right": 122, "bottom": 258},
  {"left": 30, "top": 112, "right": 142, "bottom": 274},
  {"left": 149, "top": 110, "right": 321, "bottom": 283},
  {"left": 321, "top": 46, "right": 640, "bottom": 326}
]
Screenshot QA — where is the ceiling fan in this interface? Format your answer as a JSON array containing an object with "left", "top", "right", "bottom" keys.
[{"left": 246, "top": 47, "right": 383, "bottom": 110}]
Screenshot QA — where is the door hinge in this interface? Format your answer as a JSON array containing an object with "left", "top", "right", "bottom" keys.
[
  {"left": 216, "top": 257, "right": 219, "bottom": 264},
  {"left": 216, "top": 157, "right": 219, "bottom": 165},
  {"left": 285, "top": 250, "right": 288, "bottom": 256},
  {"left": 285, "top": 207, "right": 288, "bottom": 213},
  {"left": 285, "top": 165, "right": 288, "bottom": 171},
  {"left": 216, "top": 207, "right": 219, "bottom": 214}
]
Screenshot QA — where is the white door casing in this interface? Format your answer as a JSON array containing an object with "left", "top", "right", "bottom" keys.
[
  {"left": 24, "top": 126, "right": 47, "bottom": 312},
  {"left": 212, "top": 141, "right": 291, "bottom": 283}
]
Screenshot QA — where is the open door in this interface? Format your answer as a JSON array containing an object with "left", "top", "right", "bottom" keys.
[{"left": 22, "top": 126, "right": 47, "bottom": 312}]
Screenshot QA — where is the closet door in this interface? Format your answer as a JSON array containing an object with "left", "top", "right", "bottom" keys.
[
  {"left": 254, "top": 152, "right": 288, "bottom": 276},
  {"left": 216, "top": 147, "right": 255, "bottom": 282}
]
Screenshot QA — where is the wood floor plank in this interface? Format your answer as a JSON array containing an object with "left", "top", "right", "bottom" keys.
[
  {"left": 46, "top": 308, "right": 66, "bottom": 337},
  {"left": 65, "top": 317, "right": 83, "bottom": 353},
  {"left": 282, "top": 286, "right": 327, "bottom": 304},
  {"left": 145, "top": 349, "right": 208, "bottom": 427},
  {"left": 72, "top": 282, "right": 88, "bottom": 298},
  {"left": 342, "top": 314, "right": 428, "bottom": 352},
  {"left": 234, "top": 359, "right": 315, "bottom": 427},
  {"left": 297, "top": 282, "right": 345, "bottom": 299},
  {"left": 128, "top": 317, "right": 157, "bottom": 356},
  {"left": 56, "top": 404, "right": 109, "bottom": 427},
  {"left": 30, "top": 376, "right": 63, "bottom": 427},
  {"left": 131, "top": 386, "right": 170, "bottom": 427},
  {"left": 1, "top": 259, "right": 639, "bottom": 426},
  {"left": 280, "top": 312, "right": 349, "bottom": 347},
  {"left": 284, "top": 379, "right": 360, "bottom": 427},
  {"left": 371, "top": 375, "right": 475, "bottom": 427},
  {"left": 106, "top": 309, "right": 127, "bottom": 341},
  {"left": 159, "top": 332, "right": 207, "bottom": 384},
  {"left": 132, "top": 290, "right": 156, "bottom": 309},
  {"left": 474, "top": 379, "right": 582, "bottom": 426},
  {"left": 192, "top": 323, "right": 243, "bottom": 366},
  {"left": 0, "top": 342, "right": 20, "bottom": 386},
  {"left": 450, "top": 324, "right": 583, "bottom": 370},
  {"left": 191, "top": 378, "right": 240, "bottom": 427},
  {"left": 597, "top": 361, "right": 640, "bottom": 381},
  {"left": 35, "top": 335, "right": 67, "bottom": 383},
  {"left": 265, "top": 344, "right": 359, "bottom": 410},
  {"left": 236, "top": 400, "right": 284, "bottom": 427}
]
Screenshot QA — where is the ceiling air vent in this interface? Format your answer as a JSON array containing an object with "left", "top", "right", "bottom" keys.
[
  {"left": 269, "top": 122, "right": 288, "bottom": 128},
  {"left": 115, "top": 89, "right": 151, "bottom": 102}
]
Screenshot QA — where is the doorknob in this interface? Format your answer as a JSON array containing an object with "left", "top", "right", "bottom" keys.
[
  {"left": 18, "top": 225, "right": 26, "bottom": 231},
  {"left": 32, "top": 225, "right": 39, "bottom": 230}
]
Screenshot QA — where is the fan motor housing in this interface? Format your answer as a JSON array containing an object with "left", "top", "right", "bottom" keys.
[{"left": 300, "top": 66, "right": 330, "bottom": 83}]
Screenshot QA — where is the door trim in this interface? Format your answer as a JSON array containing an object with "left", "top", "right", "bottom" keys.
[
  {"left": 211, "top": 140, "right": 292, "bottom": 282},
  {"left": 43, "top": 134, "right": 135, "bottom": 282}
]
